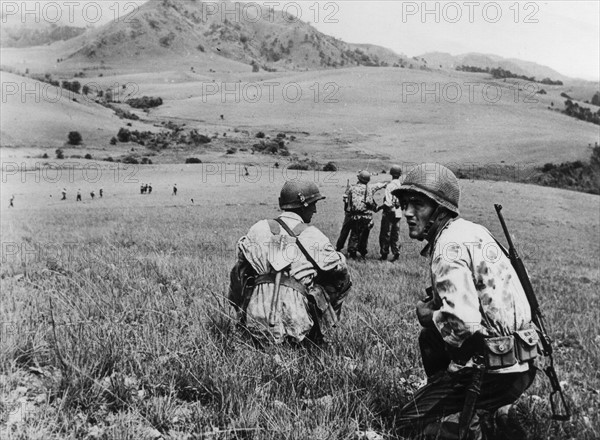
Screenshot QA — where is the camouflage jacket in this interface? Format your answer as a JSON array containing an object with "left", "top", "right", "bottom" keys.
[
  {"left": 422, "top": 217, "right": 533, "bottom": 373},
  {"left": 345, "top": 182, "right": 386, "bottom": 217}
]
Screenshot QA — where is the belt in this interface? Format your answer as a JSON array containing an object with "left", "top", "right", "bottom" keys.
[{"left": 254, "top": 273, "right": 308, "bottom": 295}]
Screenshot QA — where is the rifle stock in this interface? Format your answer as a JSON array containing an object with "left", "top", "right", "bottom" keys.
[{"left": 494, "top": 204, "right": 570, "bottom": 420}]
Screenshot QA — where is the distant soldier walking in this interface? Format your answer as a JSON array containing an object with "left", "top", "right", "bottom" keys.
[
  {"left": 76, "top": 189, "right": 82, "bottom": 202},
  {"left": 345, "top": 171, "right": 386, "bottom": 259},
  {"left": 391, "top": 164, "right": 537, "bottom": 439},
  {"left": 173, "top": 184, "right": 177, "bottom": 196},
  {"left": 378, "top": 165, "right": 403, "bottom": 261},
  {"left": 9, "top": 195, "right": 14, "bottom": 208},
  {"left": 228, "top": 180, "right": 351, "bottom": 345},
  {"left": 61, "top": 188, "right": 67, "bottom": 200},
  {"left": 90, "top": 190, "right": 95, "bottom": 200},
  {"left": 99, "top": 188, "right": 103, "bottom": 198}
]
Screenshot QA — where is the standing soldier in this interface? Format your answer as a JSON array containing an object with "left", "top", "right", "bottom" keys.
[
  {"left": 148, "top": 183, "right": 153, "bottom": 194},
  {"left": 228, "top": 180, "right": 351, "bottom": 345},
  {"left": 335, "top": 179, "right": 352, "bottom": 252},
  {"left": 173, "top": 184, "right": 177, "bottom": 196},
  {"left": 76, "top": 189, "right": 82, "bottom": 202},
  {"left": 90, "top": 190, "right": 95, "bottom": 200},
  {"left": 9, "top": 195, "right": 15, "bottom": 208},
  {"left": 140, "top": 184, "right": 145, "bottom": 195},
  {"left": 99, "top": 188, "right": 103, "bottom": 198},
  {"left": 61, "top": 188, "right": 67, "bottom": 200},
  {"left": 346, "top": 171, "right": 386, "bottom": 259},
  {"left": 391, "top": 163, "right": 537, "bottom": 439},
  {"left": 378, "top": 165, "right": 403, "bottom": 261}
]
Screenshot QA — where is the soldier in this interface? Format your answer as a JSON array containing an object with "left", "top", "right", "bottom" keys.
[
  {"left": 391, "top": 164, "right": 537, "bottom": 439},
  {"left": 378, "top": 165, "right": 403, "bottom": 261},
  {"left": 148, "top": 183, "right": 153, "bottom": 194},
  {"left": 335, "top": 180, "right": 352, "bottom": 252},
  {"left": 228, "top": 180, "right": 351, "bottom": 345},
  {"left": 61, "top": 188, "right": 67, "bottom": 200},
  {"left": 140, "top": 184, "right": 145, "bottom": 195},
  {"left": 345, "top": 171, "right": 386, "bottom": 259},
  {"left": 173, "top": 184, "right": 177, "bottom": 196},
  {"left": 99, "top": 188, "right": 103, "bottom": 198},
  {"left": 76, "top": 189, "right": 82, "bottom": 202},
  {"left": 90, "top": 190, "right": 95, "bottom": 200},
  {"left": 9, "top": 195, "right": 14, "bottom": 208}
]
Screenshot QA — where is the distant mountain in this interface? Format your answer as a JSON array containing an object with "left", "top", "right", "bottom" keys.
[
  {"left": 0, "top": 23, "right": 86, "bottom": 48},
  {"left": 51, "top": 0, "right": 410, "bottom": 71},
  {"left": 419, "top": 51, "right": 570, "bottom": 82}
]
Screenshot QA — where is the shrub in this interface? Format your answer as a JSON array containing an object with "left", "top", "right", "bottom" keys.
[
  {"left": 122, "top": 156, "right": 139, "bottom": 164},
  {"left": 117, "top": 128, "right": 131, "bottom": 142},
  {"left": 323, "top": 162, "right": 338, "bottom": 172},
  {"left": 84, "top": 153, "right": 92, "bottom": 160},
  {"left": 255, "top": 131, "right": 265, "bottom": 138},
  {"left": 140, "top": 157, "right": 152, "bottom": 164},
  {"left": 126, "top": 96, "right": 163, "bottom": 109},
  {"left": 185, "top": 158, "right": 202, "bottom": 164},
  {"left": 226, "top": 147, "right": 237, "bottom": 155},
  {"left": 105, "top": 156, "right": 114, "bottom": 162},
  {"left": 68, "top": 131, "right": 82, "bottom": 145},
  {"left": 42, "top": 153, "right": 49, "bottom": 159},
  {"left": 110, "top": 137, "right": 117, "bottom": 145},
  {"left": 55, "top": 149, "right": 64, "bottom": 159}
]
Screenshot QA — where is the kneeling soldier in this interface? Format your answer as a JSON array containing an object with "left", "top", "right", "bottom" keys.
[
  {"left": 228, "top": 180, "right": 351, "bottom": 345},
  {"left": 392, "top": 163, "right": 537, "bottom": 439}
]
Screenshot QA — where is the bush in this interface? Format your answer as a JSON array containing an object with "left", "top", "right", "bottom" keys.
[
  {"left": 226, "top": 147, "right": 237, "bottom": 155},
  {"left": 140, "top": 157, "right": 152, "bottom": 165},
  {"left": 185, "top": 158, "right": 202, "bottom": 164},
  {"left": 126, "top": 96, "right": 163, "bottom": 109},
  {"left": 84, "top": 153, "right": 92, "bottom": 160},
  {"left": 323, "top": 162, "right": 338, "bottom": 172},
  {"left": 255, "top": 131, "right": 265, "bottom": 138},
  {"left": 42, "top": 153, "right": 49, "bottom": 159},
  {"left": 68, "top": 131, "right": 82, "bottom": 145},
  {"left": 55, "top": 148, "right": 64, "bottom": 159},
  {"left": 110, "top": 137, "right": 117, "bottom": 145},
  {"left": 122, "top": 156, "right": 139, "bottom": 164},
  {"left": 105, "top": 157, "right": 114, "bottom": 162},
  {"left": 117, "top": 128, "right": 131, "bottom": 143}
]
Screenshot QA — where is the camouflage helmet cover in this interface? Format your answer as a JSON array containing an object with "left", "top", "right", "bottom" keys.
[
  {"left": 389, "top": 164, "right": 403, "bottom": 177},
  {"left": 357, "top": 170, "right": 371, "bottom": 184},
  {"left": 392, "top": 163, "right": 460, "bottom": 215},
  {"left": 279, "top": 180, "right": 326, "bottom": 209}
]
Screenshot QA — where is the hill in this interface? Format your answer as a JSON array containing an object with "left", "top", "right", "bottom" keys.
[
  {"left": 4, "top": 0, "right": 407, "bottom": 73},
  {"left": 0, "top": 23, "right": 87, "bottom": 48},
  {"left": 420, "top": 51, "right": 569, "bottom": 82}
]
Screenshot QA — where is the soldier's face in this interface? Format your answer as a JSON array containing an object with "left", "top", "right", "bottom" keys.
[
  {"left": 300, "top": 202, "right": 317, "bottom": 223},
  {"left": 400, "top": 193, "right": 437, "bottom": 239}
]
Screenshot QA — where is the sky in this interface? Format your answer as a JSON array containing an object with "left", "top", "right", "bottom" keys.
[{"left": 2, "top": 1, "right": 598, "bottom": 81}]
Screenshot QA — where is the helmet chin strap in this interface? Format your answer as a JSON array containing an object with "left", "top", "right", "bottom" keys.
[{"left": 419, "top": 205, "right": 443, "bottom": 241}]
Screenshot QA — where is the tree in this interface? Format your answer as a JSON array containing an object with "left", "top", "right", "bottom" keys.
[
  {"left": 592, "top": 92, "right": 600, "bottom": 107},
  {"left": 68, "top": 131, "right": 82, "bottom": 145},
  {"left": 55, "top": 148, "right": 64, "bottom": 159}
]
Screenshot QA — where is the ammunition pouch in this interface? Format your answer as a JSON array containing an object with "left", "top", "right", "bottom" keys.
[{"left": 483, "top": 329, "right": 539, "bottom": 369}]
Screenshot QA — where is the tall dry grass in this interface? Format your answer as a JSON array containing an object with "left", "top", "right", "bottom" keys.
[{"left": 1, "top": 173, "right": 598, "bottom": 439}]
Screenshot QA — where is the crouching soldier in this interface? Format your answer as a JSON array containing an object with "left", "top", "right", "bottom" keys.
[
  {"left": 228, "top": 180, "right": 352, "bottom": 345},
  {"left": 391, "top": 164, "right": 537, "bottom": 440}
]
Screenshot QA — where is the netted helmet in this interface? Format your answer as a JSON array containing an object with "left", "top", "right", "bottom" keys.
[
  {"left": 389, "top": 164, "right": 403, "bottom": 177},
  {"left": 392, "top": 163, "right": 460, "bottom": 215},
  {"left": 279, "top": 180, "right": 325, "bottom": 209},
  {"left": 357, "top": 170, "right": 371, "bottom": 184}
]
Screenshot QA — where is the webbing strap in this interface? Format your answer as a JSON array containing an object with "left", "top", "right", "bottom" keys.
[{"left": 273, "top": 218, "right": 323, "bottom": 276}]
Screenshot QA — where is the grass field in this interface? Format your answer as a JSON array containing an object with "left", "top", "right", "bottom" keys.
[{"left": 1, "top": 165, "right": 598, "bottom": 439}]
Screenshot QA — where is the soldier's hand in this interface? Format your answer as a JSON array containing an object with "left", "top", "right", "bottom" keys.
[{"left": 416, "top": 298, "right": 436, "bottom": 328}]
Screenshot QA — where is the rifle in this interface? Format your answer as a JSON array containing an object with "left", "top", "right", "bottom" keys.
[
  {"left": 494, "top": 204, "right": 570, "bottom": 421},
  {"left": 344, "top": 179, "right": 350, "bottom": 211}
]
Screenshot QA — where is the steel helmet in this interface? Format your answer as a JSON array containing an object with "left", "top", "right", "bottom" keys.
[
  {"left": 389, "top": 164, "right": 403, "bottom": 177},
  {"left": 279, "top": 180, "right": 325, "bottom": 209},
  {"left": 357, "top": 170, "right": 371, "bottom": 184},
  {"left": 392, "top": 163, "right": 460, "bottom": 215}
]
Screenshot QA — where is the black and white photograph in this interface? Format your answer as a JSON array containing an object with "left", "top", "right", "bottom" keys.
[{"left": 1, "top": 1, "right": 599, "bottom": 438}]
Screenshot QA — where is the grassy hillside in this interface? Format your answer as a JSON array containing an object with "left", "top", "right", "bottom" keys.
[
  {"left": 2, "top": 66, "right": 597, "bottom": 169},
  {"left": 1, "top": 167, "right": 598, "bottom": 439}
]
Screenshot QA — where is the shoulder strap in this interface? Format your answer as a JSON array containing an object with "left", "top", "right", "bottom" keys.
[
  {"left": 273, "top": 218, "right": 323, "bottom": 275},
  {"left": 267, "top": 219, "right": 281, "bottom": 235}
]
